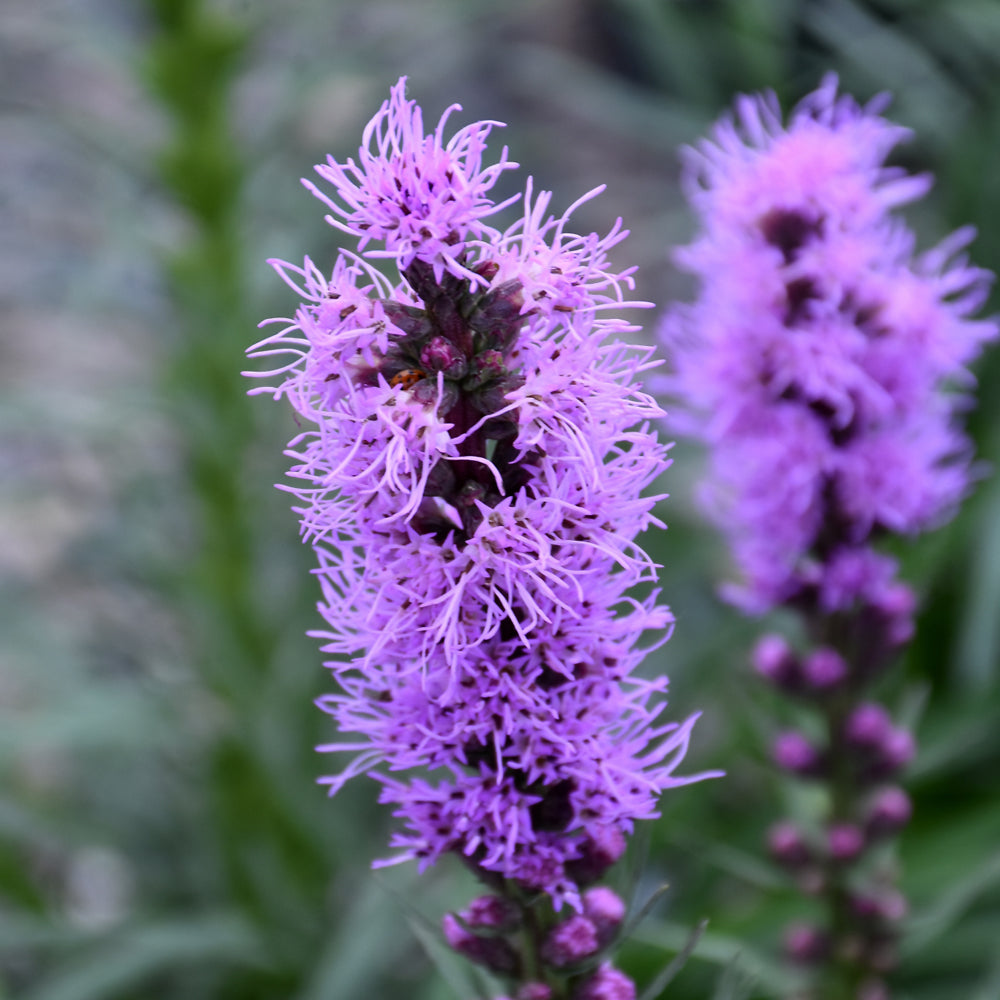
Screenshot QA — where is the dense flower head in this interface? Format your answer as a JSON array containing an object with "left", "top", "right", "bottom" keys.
[
  {"left": 248, "top": 78, "right": 713, "bottom": 908},
  {"left": 661, "top": 75, "right": 997, "bottom": 613}
]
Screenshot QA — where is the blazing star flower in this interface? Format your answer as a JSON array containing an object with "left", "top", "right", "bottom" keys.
[
  {"left": 248, "top": 77, "right": 714, "bottom": 913},
  {"left": 661, "top": 75, "right": 997, "bottom": 615},
  {"left": 663, "top": 76, "right": 997, "bottom": 997}
]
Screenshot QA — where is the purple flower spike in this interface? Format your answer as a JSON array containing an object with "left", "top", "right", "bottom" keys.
[
  {"left": 663, "top": 75, "right": 995, "bottom": 994},
  {"left": 662, "top": 75, "right": 998, "bottom": 614},
  {"left": 249, "top": 77, "right": 717, "bottom": 913}
]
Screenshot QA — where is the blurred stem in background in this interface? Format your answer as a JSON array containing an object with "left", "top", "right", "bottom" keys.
[{"left": 140, "top": 0, "right": 334, "bottom": 990}]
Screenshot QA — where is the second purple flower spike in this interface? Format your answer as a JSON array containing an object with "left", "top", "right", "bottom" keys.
[{"left": 662, "top": 76, "right": 997, "bottom": 1000}]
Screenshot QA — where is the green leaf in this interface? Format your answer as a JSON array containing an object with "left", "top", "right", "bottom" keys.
[
  {"left": 954, "top": 478, "right": 1000, "bottom": 691},
  {"left": 905, "top": 849, "right": 1000, "bottom": 954},
  {"left": 633, "top": 920, "right": 800, "bottom": 996},
  {"left": 637, "top": 918, "right": 707, "bottom": 1000},
  {"left": 971, "top": 945, "right": 1000, "bottom": 1000},
  {"left": 297, "top": 875, "right": 440, "bottom": 1000},
  {"left": 19, "top": 915, "right": 263, "bottom": 1000},
  {"left": 710, "top": 955, "right": 757, "bottom": 1000}
]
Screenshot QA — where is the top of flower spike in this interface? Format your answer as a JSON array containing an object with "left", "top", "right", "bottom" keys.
[
  {"left": 680, "top": 74, "right": 933, "bottom": 230},
  {"left": 256, "top": 83, "right": 655, "bottom": 544},
  {"left": 304, "top": 77, "right": 520, "bottom": 284}
]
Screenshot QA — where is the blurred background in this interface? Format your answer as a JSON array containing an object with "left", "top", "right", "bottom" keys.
[{"left": 2, "top": 0, "right": 999, "bottom": 997}]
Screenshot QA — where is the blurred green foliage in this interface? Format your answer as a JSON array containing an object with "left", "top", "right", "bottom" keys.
[{"left": 1, "top": 1, "right": 999, "bottom": 998}]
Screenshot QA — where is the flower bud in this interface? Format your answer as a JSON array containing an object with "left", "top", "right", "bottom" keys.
[
  {"left": 566, "top": 827, "right": 627, "bottom": 886},
  {"left": 517, "top": 985, "right": 554, "bottom": 1000},
  {"left": 783, "top": 922, "right": 829, "bottom": 964},
  {"left": 541, "top": 914, "right": 599, "bottom": 967},
  {"left": 875, "top": 583, "right": 916, "bottom": 646},
  {"left": 865, "top": 786, "right": 912, "bottom": 838},
  {"left": 878, "top": 727, "right": 915, "bottom": 774},
  {"left": 875, "top": 888, "right": 908, "bottom": 924},
  {"left": 412, "top": 375, "right": 459, "bottom": 413},
  {"left": 573, "top": 962, "right": 636, "bottom": 1000},
  {"left": 460, "top": 894, "right": 520, "bottom": 931},
  {"left": 442, "top": 913, "right": 521, "bottom": 976},
  {"left": 752, "top": 634, "right": 799, "bottom": 688},
  {"left": 473, "top": 260, "right": 500, "bottom": 282},
  {"left": 803, "top": 647, "right": 848, "bottom": 690},
  {"left": 767, "top": 821, "right": 812, "bottom": 868},
  {"left": 380, "top": 299, "right": 434, "bottom": 339},
  {"left": 827, "top": 823, "right": 865, "bottom": 863},
  {"left": 772, "top": 731, "right": 823, "bottom": 777},
  {"left": 420, "top": 336, "right": 469, "bottom": 379},
  {"left": 849, "top": 888, "right": 907, "bottom": 925},
  {"left": 469, "top": 280, "right": 526, "bottom": 353},
  {"left": 583, "top": 886, "right": 626, "bottom": 945},
  {"left": 844, "top": 703, "right": 893, "bottom": 750},
  {"left": 464, "top": 349, "right": 507, "bottom": 389},
  {"left": 477, "top": 372, "right": 522, "bottom": 413}
]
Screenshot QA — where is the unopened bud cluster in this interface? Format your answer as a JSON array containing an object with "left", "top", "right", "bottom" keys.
[
  {"left": 443, "top": 874, "right": 631, "bottom": 999},
  {"left": 760, "top": 630, "right": 914, "bottom": 993},
  {"left": 759, "top": 636, "right": 916, "bottom": 788}
]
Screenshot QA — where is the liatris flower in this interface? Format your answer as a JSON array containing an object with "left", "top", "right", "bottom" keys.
[
  {"left": 248, "top": 78, "right": 715, "bottom": 995},
  {"left": 661, "top": 76, "right": 997, "bottom": 999},
  {"left": 663, "top": 75, "right": 996, "bottom": 618}
]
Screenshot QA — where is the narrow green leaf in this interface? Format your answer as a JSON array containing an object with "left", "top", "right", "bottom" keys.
[
  {"left": 637, "top": 918, "right": 707, "bottom": 1000},
  {"left": 710, "top": 954, "right": 757, "bottom": 1000},
  {"left": 297, "top": 876, "right": 431, "bottom": 1000},
  {"left": 954, "top": 478, "right": 1000, "bottom": 691},
  {"left": 905, "top": 849, "right": 1000, "bottom": 953},
  {"left": 19, "top": 915, "right": 262, "bottom": 1000},
  {"left": 633, "top": 920, "right": 800, "bottom": 995}
]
